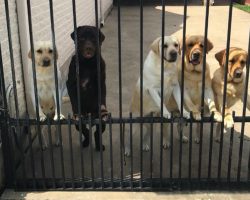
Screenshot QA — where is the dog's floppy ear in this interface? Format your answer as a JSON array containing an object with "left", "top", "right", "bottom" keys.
[
  {"left": 215, "top": 49, "right": 226, "bottom": 67},
  {"left": 151, "top": 37, "right": 161, "bottom": 55},
  {"left": 206, "top": 38, "right": 213, "bottom": 53},
  {"left": 70, "top": 26, "right": 82, "bottom": 41},
  {"left": 99, "top": 30, "right": 105, "bottom": 44}
]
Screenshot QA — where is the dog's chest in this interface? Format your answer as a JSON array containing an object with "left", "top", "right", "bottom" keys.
[
  {"left": 186, "top": 80, "right": 201, "bottom": 103},
  {"left": 37, "top": 81, "right": 54, "bottom": 98},
  {"left": 226, "top": 83, "right": 243, "bottom": 107}
]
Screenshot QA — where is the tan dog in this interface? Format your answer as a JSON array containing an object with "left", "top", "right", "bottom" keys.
[
  {"left": 212, "top": 47, "right": 249, "bottom": 141},
  {"left": 125, "top": 36, "right": 190, "bottom": 156},
  {"left": 174, "top": 35, "right": 222, "bottom": 143}
]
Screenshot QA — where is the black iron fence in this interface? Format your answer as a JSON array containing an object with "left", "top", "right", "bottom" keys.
[{"left": 0, "top": 0, "right": 249, "bottom": 191}]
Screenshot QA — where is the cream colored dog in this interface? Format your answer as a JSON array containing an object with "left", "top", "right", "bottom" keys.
[
  {"left": 28, "top": 41, "right": 65, "bottom": 149},
  {"left": 125, "top": 36, "right": 190, "bottom": 156}
]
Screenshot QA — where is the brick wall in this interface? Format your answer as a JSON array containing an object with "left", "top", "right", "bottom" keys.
[{"left": 1, "top": 0, "right": 113, "bottom": 87}]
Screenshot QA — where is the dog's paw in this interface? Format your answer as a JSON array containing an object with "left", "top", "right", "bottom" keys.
[
  {"left": 163, "top": 111, "right": 171, "bottom": 119},
  {"left": 55, "top": 139, "right": 62, "bottom": 147},
  {"left": 143, "top": 144, "right": 150, "bottom": 152},
  {"left": 193, "top": 111, "right": 201, "bottom": 120},
  {"left": 214, "top": 111, "right": 222, "bottom": 122},
  {"left": 96, "top": 144, "right": 105, "bottom": 152},
  {"left": 163, "top": 142, "right": 170, "bottom": 149},
  {"left": 53, "top": 113, "right": 65, "bottom": 121},
  {"left": 124, "top": 147, "right": 131, "bottom": 157},
  {"left": 215, "top": 136, "right": 221, "bottom": 143},
  {"left": 195, "top": 137, "right": 200, "bottom": 144},
  {"left": 42, "top": 143, "right": 48, "bottom": 151},
  {"left": 182, "top": 135, "right": 189, "bottom": 143},
  {"left": 183, "top": 111, "right": 190, "bottom": 119},
  {"left": 224, "top": 115, "right": 234, "bottom": 129},
  {"left": 39, "top": 114, "right": 47, "bottom": 121}
]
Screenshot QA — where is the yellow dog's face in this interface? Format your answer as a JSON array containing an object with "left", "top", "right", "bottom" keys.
[
  {"left": 215, "top": 47, "right": 248, "bottom": 83},
  {"left": 184, "top": 35, "right": 213, "bottom": 73},
  {"left": 28, "top": 41, "right": 58, "bottom": 67}
]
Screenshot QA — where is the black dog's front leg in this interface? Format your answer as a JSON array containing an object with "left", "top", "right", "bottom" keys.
[
  {"left": 95, "top": 123, "right": 106, "bottom": 151},
  {"left": 75, "top": 124, "right": 90, "bottom": 148}
]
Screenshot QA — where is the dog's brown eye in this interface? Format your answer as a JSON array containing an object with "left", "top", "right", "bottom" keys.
[
  {"left": 174, "top": 43, "right": 178, "bottom": 48},
  {"left": 163, "top": 44, "right": 168, "bottom": 48},
  {"left": 229, "top": 59, "right": 234, "bottom": 63},
  {"left": 37, "top": 49, "right": 42, "bottom": 54},
  {"left": 50, "top": 107, "right": 54, "bottom": 110},
  {"left": 240, "top": 60, "right": 246, "bottom": 65},
  {"left": 41, "top": 106, "right": 44, "bottom": 109},
  {"left": 48, "top": 49, "right": 53, "bottom": 53},
  {"left": 188, "top": 43, "right": 194, "bottom": 47},
  {"left": 200, "top": 44, "right": 204, "bottom": 48}
]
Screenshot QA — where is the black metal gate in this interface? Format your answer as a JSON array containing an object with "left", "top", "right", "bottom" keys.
[{"left": 0, "top": 0, "right": 249, "bottom": 191}]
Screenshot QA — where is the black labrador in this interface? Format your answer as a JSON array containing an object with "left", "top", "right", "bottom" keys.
[{"left": 66, "top": 26, "right": 108, "bottom": 151}]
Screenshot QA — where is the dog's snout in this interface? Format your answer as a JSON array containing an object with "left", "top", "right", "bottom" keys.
[
  {"left": 169, "top": 50, "right": 177, "bottom": 61},
  {"left": 85, "top": 46, "right": 91, "bottom": 51},
  {"left": 234, "top": 68, "right": 243, "bottom": 78},
  {"left": 192, "top": 52, "right": 200, "bottom": 60},
  {"left": 43, "top": 58, "right": 51, "bottom": 67}
]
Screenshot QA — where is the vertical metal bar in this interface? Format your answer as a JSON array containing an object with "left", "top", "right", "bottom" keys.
[
  {"left": 170, "top": 113, "right": 174, "bottom": 181},
  {"left": 94, "top": 0, "right": 104, "bottom": 189},
  {"left": 178, "top": 125, "right": 183, "bottom": 182},
  {"left": 48, "top": 0, "right": 65, "bottom": 188},
  {"left": 26, "top": 0, "right": 46, "bottom": 188},
  {"left": 0, "top": 44, "right": 16, "bottom": 188},
  {"left": 25, "top": 114, "right": 36, "bottom": 189},
  {"left": 4, "top": 0, "right": 27, "bottom": 187},
  {"left": 68, "top": 114, "right": 75, "bottom": 189},
  {"left": 188, "top": 113, "right": 193, "bottom": 180},
  {"left": 71, "top": 0, "right": 85, "bottom": 188},
  {"left": 159, "top": 0, "right": 166, "bottom": 188},
  {"left": 207, "top": 113, "right": 214, "bottom": 180},
  {"left": 88, "top": 114, "right": 95, "bottom": 189},
  {"left": 227, "top": 112, "right": 235, "bottom": 183},
  {"left": 139, "top": 0, "right": 144, "bottom": 190},
  {"left": 248, "top": 151, "right": 250, "bottom": 180},
  {"left": 198, "top": 0, "right": 210, "bottom": 180},
  {"left": 180, "top": 0, "right": 188, "bottom": 122},
  {"left": 47, "top": 117, "right": 56, "bottom": 189},
  {"left": 237, "top": 32, "right": 250, "bottom": 182},
  {"left": 108, "top": 113, "right": 114, "bottom": 188},
  {"left": 218, "top": 0, "right": 233, "bottom": 180},
  {"left": 150, "top": 112, "right": 153, "bottom": 189},
  {"left": 117, "top": 0, "right": 124, "bottom": 189},
  {"left": 179, "top": 0, "right": 188, "bottom": 186},
  {"left": 129, "top": 113, "right": 133, "bottom": 189}
]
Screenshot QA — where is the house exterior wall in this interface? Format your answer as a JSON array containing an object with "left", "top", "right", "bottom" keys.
[{"left": 0, "top": 0, "right": 113, "bottom": 189}]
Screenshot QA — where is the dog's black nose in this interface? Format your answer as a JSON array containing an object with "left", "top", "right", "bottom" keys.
[
  {"left": 192, "top": 52, "right": 200, "bottom": 60},
  {"left": 43, "top": 59, "right": 51, "bottom": 67},
  {"left": 170, "top": 50, "right": 177, "bottom": 60},
  {"left": 234, "top": 69, "right": 242, "bottom": 78}
]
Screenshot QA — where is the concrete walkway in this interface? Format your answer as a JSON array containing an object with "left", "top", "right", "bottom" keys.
[
  {"left": 2, "top": 5, "right": 250, "bottom": 200},
  {"left": 1, "top": 189, "right": 249, "bottom": 200}
]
